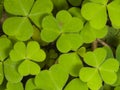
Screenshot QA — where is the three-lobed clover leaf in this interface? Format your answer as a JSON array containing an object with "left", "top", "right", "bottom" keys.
[
  {"left": 79, "top": 48, "right": 119, "bottom": 90},
  {"left": 35, "top": 64, "right": 69, "bottom": 90},
  {"left": 58, "top": 52, "right": 83, "bottom": 77},
  {"left": 3, "top": 0, "right": 53, "bottom": 41},
  {"left": 81, "top": 0, "right": 120, "bottom": 29},
  {"left": 64, "top": 78, "right": 88, "bottom": 90},
  {"left": 41, "top": 10, "right": 83, "bottom": 53},
  {"left": 80, "top": 23, "right": 108, "bottom": 43},
  {"left": 10, "top": 41, "right": 46, "bottom": 76}
]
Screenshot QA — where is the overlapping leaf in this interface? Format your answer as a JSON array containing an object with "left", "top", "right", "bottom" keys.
[
  {"left": 9, "top": 41, "right": 46, "bottom": 76},
  {"left": 41, "top": 10, "right": 83, "bottom": 53},
  {"left": 79, "top": 48, "right": 119, "bottom": 90},
  {"left": 3, "top": 0, "right": 53, "bottom": 41},
  {"left": 58, "top": 53, "right": 83, "bottom": 77},
  {"left": 81, "top": 0, "right": 120, "bottom": 29},
  {"left": 35, "top": 64, "right": 68, "bottom": 90}
]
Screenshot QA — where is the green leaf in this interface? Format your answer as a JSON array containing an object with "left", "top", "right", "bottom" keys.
[
  {"left": 57, "top": 33, "right": 83, "bottom": 53},
  {"left": 26, "top": 41, "right": 46, "bottom": 62},
  {"left": 6, "top": 82, "right": 24, "bottom": 90},
  {"left": 115, "top": 86, "right": 120, "bottom": 90},
  {"left": 81, "top": 2, "right": 107, "bottom": 29},
  {"left": 107, "top": 1, "right": 120, "bottom": 28},
  {"left": 0, "top": 37, "right": 12, "bottom": 61},
  {"left": 116, "top": 44, "right": 120, "bottom": 63},
  {"left": 79, "top": 67, "right": 102, "bottom": 90},
  {"left": 25, "top": 78, "right": 40, "bottom": 90},
  {"left": 64, "top": 78, "right": 88, "bottom": 90},
  {"left": 35, "top": 64, "right": 68, "bottom": 90},
  {"left": 68, "top": 0, "right": 82, "bottom": 6},
  {"left": 4, "top": 0, "right": 34, "bottom": 16},
  {"left": 10, "top": 42, "right": 26, "bottom": 62},
  {"left": 3, "top": 17, "right": 33, "bottom": 41},
  {"left": 4, "top": 59, "right": 23, "bottom": 83},
  {"left": 77, "top": 47, "right": 86, "bottom": 57},
  {"left": 58, "top": 53, "right": 83, "bottom": 76},
  {"left": 99, "top": 58, "right": 119, "bottom": 84},
  {"left": 83, "top": 48, "right": 106, "bottom": 67},
  {"left": 29, "top": 0, "right": 53, "bottom": 28},
  {"left": 18, "top": 60, "right": 40, "bottom": 76},
  {"left": 0, "top": 62, "right": 4, "bottom": 85},
  {"left": 89, "top": 0, "right": 108, "bottom": 5}
]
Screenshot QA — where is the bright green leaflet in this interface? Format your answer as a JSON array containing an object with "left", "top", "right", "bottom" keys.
[
  {"left": 4, "top": 58, "right": 23, "bottom": 83},
  {"left": 64, "top": 78, "right": 88, "bottom": 90},
  {"left": 41, "top": 10, "right": 83, "bottom": 53},
  {"left": 81, "top": 2, "right": 107, "bottom": 29},
  {"left": 107, "top": 0, "right": 120, "bottom": 28},
  {"left": 25, "top": 78, "right": 40, "bottom": 90},
  {"left": 35, "top": 64, "right": 68, "bottom": 90},
  {"left": 10, "top": 41, "right": 46, "bottom": 76},
  {"left": 80, "top": 48, "right": 119, "bottom": 90},
  {"left": 68, "top": 0, "right": 82, "bottom": 6},
  {"left": 0, "top": 37, "right": 12, "bottom": 61},
  {"left": 80, "top": 23, "right": 108, "bottom": 43},
  {"left": 77, "top": 47, "right": 86, "bottom": 57},
  {"left": 58, "top": 53, "right": 83, "bottom": 77},
  {"left": 80, "top": 67, "right": 102, "bottom": 90},
  {"left": 6, "top": 82, "right": 24, "bottom": 90},
  {"left": 113, "top": 69, "right": 120, "bottom": 86},
  {"left": 3, "top": 17, "right": 33, "bottom": 41},
  {"left": 0, "top": 62, "right": 4, "bottom": 85},
  {"left": 29, "top": 0, "right": 53, "bottom": 28},
  {"left": 4, "top": 0, "right": 34, "bottom": 16},
  {"left": 116, "top": 44, "right": 120, "bottom": 63}
]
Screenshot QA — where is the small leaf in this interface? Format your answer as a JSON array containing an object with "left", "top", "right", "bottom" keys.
[
  {"left": 68, "top": 0, "right": 82, "bottom": 6},
  {"left": 27, "top": 41, "right": 46, "bottom": 62},
  {"left": 29, "top": 0, "right": 53, "bottom": 28},
  {"left": 100, "top": 58, "right": 119, "bottom": 84},
  {"left": 83, "top": 48, "right": 106, "bottom": 67},
  {"left": 6, "top": 82, "right": 24, "bottom": 90},
  {"left": 107, "top": 1, "right": 120, "bottom": 28},
  {"left": 81, "top": 2, "right": 107, "bottom": 29},
  {"left": 64, "top": 78, "right": 88, "bottom": 90},
  {"left": 3, "top": 17, "right": 33, "bottom": 41},
  {"left": 58, "top": 53, "right": 83, "bottom": 76},
  {"left": 79, "top": 67, "right": 102, "bottom": 90},
  {"left": 35, "top": 64, "right": 68, "bottom": 90},
  {"left": 4, "top": 0, "right": 34, "bottom": 16},
  {"left": 0, "top": 37, "right": 12, "bottom": 61},
  {"left": 18, "top": 60, "right": 40, "bottom": 76},
  {"left": 4, "top": 59, "right": 23, "bottom": 83},
  {"left": 0, "top": 62, "right": 4, "bottom": 85},
  {"left": 10, "top": 42, "right": 26, "bottom": 62}
]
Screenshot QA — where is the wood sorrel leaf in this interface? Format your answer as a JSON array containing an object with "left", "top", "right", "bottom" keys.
[
  {"left": 83, "top": 48, "right": 106, "bottom": 67},
  {"left": 79, "top": 67, "right": 102, "bottom": 90},
  {"left": 29, "top": 0, "right": 53, "bottom": 28},
  {"left": 4, "top": 0, "right": 34, "bottom": 16},
  {"left": 68, "top": 0, "right": 82, "bottom": 6},
  {"left": 4, "top": 59, "right": 23, "bottom": 83},
  {"left": 99, "top": 58, "right": 119, "bottom": 84},
  {"left": 58, "top": 53, "right": 83, "bottom": 76},
  {"left": 107, "top": 0, "right": 120, "bottom": 28},
  {"left": 81, "top": 2, "right": 107, "bottom": 29},
  {"left": 64, "top": 78, "right": 88, "bottom": 90},
  {"left": 35, "top": 64, "right": 68, "bottom": 90},
  {"left": 18, "top": 60, "right": 40, "bottom": 76},
  {"left": 6, "top": 82, "right": 24, "bottom": 90},
  {"left": 0, "top": 37, "right": 12, "bottom": 61},
  {"left": 3, "top": 17, "right": 33, "bottom": 41}
]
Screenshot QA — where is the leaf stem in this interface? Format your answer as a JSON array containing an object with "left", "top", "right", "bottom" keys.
[
  {"left": 96, "top": 39, "right": 109, "bottom": 47},
  {"left": 92, "top": 39, "right": 98, "bottom": 50}
]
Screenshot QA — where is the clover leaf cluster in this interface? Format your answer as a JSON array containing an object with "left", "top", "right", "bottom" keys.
[{"left": 0, "top": 0, "right": 120, "bottom": 90}]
